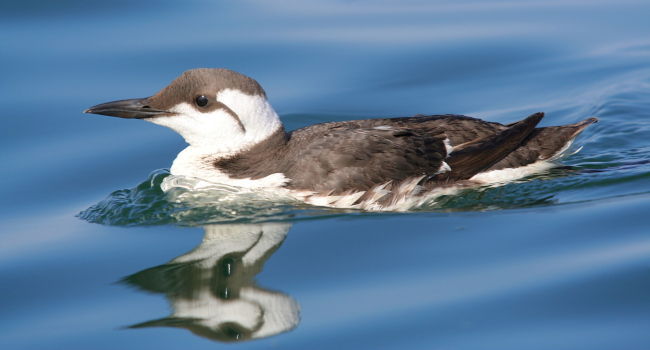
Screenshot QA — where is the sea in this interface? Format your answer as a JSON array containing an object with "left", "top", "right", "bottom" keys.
[{"left": 1, "top": 1, "right": 649, "bottom": 349}]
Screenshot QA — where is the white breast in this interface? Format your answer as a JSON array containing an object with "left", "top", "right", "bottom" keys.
[{"left": 167, "top": 148, "right": 290, "bottom": 189}]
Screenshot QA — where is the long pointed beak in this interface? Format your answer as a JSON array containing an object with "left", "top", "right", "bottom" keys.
[{"left": 84, "top": 98, "right": 170, "bottom": 119}]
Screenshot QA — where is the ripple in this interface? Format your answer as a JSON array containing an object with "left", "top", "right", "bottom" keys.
[
  {"left": 78, "top": 146, "right": 650, "bottom": 227},
  {"left": 78, "top": 169, "right": 344, "bottom": 226}
]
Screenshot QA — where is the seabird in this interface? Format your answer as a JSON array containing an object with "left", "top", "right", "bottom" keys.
[{"left": 85, "top": 68, "right": 597, "bottom": 210}]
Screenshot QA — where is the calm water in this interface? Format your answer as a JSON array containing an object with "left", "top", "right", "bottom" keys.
[{"left": 2, "top": 1, "right": 650, "bottom": 349}]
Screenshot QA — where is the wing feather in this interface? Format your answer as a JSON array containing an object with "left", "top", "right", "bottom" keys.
[{"left": 284, "top": 127, "right": 448, "bottom": 193}]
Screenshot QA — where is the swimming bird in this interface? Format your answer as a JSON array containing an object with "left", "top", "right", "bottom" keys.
[{"left": 85, "top": 68, "right": 597, "bottom": 210}]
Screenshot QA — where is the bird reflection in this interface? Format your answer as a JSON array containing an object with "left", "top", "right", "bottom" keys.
[{"left": 121, "top": 223, "right": 299, "bottom": 342}]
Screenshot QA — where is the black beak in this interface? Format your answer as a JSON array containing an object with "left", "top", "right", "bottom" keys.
[{"left": 84, "top": 98, "right": 170, "bottom": 119}]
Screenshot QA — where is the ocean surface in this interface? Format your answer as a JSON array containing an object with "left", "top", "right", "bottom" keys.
[{"left": 2, "top": 1, "right": 650, "bottom": 349}]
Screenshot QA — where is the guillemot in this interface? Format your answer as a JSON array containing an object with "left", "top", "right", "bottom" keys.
[{"left": 85, "top": 68, "right": 597, "bottom": 210}]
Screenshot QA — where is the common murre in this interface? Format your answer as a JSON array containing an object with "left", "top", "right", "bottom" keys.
[{"left": 85, "top": 68, "right": 597, "bottom": 210}]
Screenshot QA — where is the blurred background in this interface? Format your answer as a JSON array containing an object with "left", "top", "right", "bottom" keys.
[{"left": 1, "top": 1, "right": 650, "bottom": 349}]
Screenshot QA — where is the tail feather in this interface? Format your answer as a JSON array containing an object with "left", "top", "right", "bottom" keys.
[
  {"left": 487, "top": 116, "right": 598, "bottom": 171},
  {"left": 568, "top": 117, "right": 598, "bottom": 139},
  {"left": 435, "top": 112, "right": 544, "bottom": 182}
]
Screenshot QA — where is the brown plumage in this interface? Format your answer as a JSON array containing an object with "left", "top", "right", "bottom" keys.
[{"left": 214, "top": 112, "right": 598, "bottom": 197}]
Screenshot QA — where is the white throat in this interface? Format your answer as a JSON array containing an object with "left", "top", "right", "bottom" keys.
[{"left": 146, "top": 89, "right": 283, "bottom": 182}]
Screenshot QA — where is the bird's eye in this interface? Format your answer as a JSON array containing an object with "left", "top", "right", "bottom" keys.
[{"left": 195, "top": 95, "right": 209, "bottom": 107}]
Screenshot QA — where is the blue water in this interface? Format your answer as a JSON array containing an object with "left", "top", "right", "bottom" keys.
[{"left": 2, "top": 1, "right": 650, "bottom": 349}]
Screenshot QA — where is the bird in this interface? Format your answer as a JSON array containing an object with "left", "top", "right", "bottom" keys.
[{"left": 85, "top": 68, "right": 597, "bottom": 210}]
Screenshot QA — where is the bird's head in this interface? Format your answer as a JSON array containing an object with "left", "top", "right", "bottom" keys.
[{"left": 85, "top": 68, "right": 283, "bottom": 154}]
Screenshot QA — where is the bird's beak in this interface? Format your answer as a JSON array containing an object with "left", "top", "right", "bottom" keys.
[{"left": 84, "top": 98, "right": 170, "bottom": 119}]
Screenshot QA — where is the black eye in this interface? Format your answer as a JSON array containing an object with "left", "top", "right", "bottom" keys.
[{"left": 195, "top": 95, "right": 209, "bottom": 107}]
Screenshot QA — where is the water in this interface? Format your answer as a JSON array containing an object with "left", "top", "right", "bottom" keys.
[{"left": 2, "top": 1, "right": 650, "bottom": 349}]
